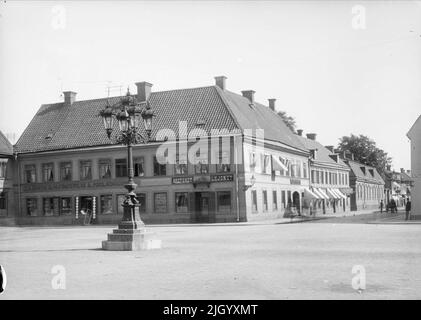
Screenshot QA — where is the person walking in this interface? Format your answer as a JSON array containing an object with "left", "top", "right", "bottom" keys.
[
  {"left": 390, "top": 198, "right": 397, "bottom": 213},
  {"left": 379, "top": 200, "right": 384, "bottom": 213},
  {"left": 405, "top": 199, "right": 411, "bottom": 221}
]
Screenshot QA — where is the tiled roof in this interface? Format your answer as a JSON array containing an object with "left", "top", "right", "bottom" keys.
[
  {"left": 15, "top": 86, "right": 239, "bottom": 153},
  {"left": 346, "top": 160, "right": 385, "bottom": 184},
  {"left": 0, "top": 130, "right": 13, "bottom": 156},
  {"left": 295, "top": 135, "right": 348, "bottom": 169},
  {"left": 15, "top": 85, "right": 308, "bottom": 154},
  {"left": 219, "top": 89, "right": 307, "bottom": 151}
]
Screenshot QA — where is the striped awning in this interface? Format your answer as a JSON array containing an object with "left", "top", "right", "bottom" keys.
[
  {"left": 332, "top": 188, "right": 347, "bottom": 200},
  {"left": 313, "top": 188, "right": 329, "bottom": 200},
  {"left": 304, "top": 188, "right": 320, "bottom": 200},
  {"left": 326, "top": 188, "right": 340, "bottom": 199},
  {"left": 272, "top": 155, "right": 288, "bottom": 171},
  {"left": 318, "top": 188, "right": 330, "bottom": 200}
]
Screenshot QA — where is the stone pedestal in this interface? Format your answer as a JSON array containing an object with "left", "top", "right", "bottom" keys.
[{"left": 102, "top": 221, "right": 161, "bottom": 251}]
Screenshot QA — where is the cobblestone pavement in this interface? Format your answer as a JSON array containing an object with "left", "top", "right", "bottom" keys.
[{"left": 1, "top": 213, "right": 420, "bottom": 300}]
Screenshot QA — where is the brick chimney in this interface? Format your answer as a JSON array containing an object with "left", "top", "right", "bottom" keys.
[
  {"left": 400, "top": 168, "right": 405, "bottom": 173},
  {"left": 135, "top": 82, "right": 153, "bottom": 102},
  {"left": 241, "top": 90, "right": 255, "bottom": 103},
  {"left": 63, "top": 91, "right": 77, "bottom": 106},
  {"left": 297, "top": 129, "right": 303, "bottom": 136},
  {"left": 325, "top": 145, "right": 334, "bottom": 152},
  {"left": 306, "top": 133, "right": 317, "bottom": 141},
  {"left": 268, "top": 99, "right": 276, "bottom": 111},
  {"left": 214, "top": 76, "right": 227, "bottom": 90}
]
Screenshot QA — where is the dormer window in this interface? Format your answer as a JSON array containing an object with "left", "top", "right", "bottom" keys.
[
  {"left": 369, "top": 169, "right": 374, "bottom": 177},
  {"left": 360, "top": 167, "right": 366, "bottom": 175}
]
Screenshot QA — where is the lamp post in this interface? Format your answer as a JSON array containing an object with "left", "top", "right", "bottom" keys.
[{"left": 100, "top": 88, "right": 156, "bottom": 250}]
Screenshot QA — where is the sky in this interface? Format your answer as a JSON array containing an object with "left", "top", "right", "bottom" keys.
[{"left": 0, "top": 0, "right": 420, "bottom": 170}]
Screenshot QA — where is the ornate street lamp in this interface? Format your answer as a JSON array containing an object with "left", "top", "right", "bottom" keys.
[{"left": 100, "top": 88, "right": 155, "bottom": 250}]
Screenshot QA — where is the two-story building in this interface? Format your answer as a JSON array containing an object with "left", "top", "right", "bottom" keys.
[
  {"left": 0, "top": 131, "right": 15, "bottom": 224},
  {"left": 7, "top": 76, "right": 310, "bottom": 225},
  {"left": 295, "top": 131, "right": 352, "bottom": 215},
  {"left": 407, "top": 114, "right": 421, "bottom": 219}
]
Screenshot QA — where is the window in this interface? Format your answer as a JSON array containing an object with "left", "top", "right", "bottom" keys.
[
  {"left": 60, "top": 197, "right": 72, "bottom": 215},
  {"left": 217, "top": 191, "right": 231, "bottom": 212},
  {"left": 175, "top": 192, "right": 189, "bottom": 213},
  {"left": 281, "top": 190, "right": 286, "bottom": 209},
  {"left": 175, "top": 154, "right": 187, "bottom": 175},
  {"left": 100, "top": 195, "right": 113, "bottom": 214},
  {"left": 262, "top": 190, "right": 268, "bottom": 211},
  {"left": 0, "top": 192, "right": 6, "bottom": 214},
  {"left": 194, "top": 151, "right": 208, "bottom": 174},
  {"left": 115, "top": 159, "right": 127, "bottom": 177},
  {"left": 325, "top": 172, "right": 329, "bottom": 184},
  {"left": 154, "top": 192, "right": 167, "bottom": 213},
  {"left": 26, "top": 198, "right": 38, "bottom": 216},
  {"left": 290, "top": 160, "right": 295, "bottom": 178},
  {"left": 99, "top": 159, "right": 112, "bottom": 179},
  {"left": 249, "top": 152, "right": 257, "bottom": 172},
  {"left": 0, "top": 161, "right": 7, "bottom": 178},
  {"left": 42, "top": 163, "right": 54, "bottom": 182},
  {"left": 154, "top": 156, "right": 167, "bottom": 176},
  {"left": 272, "top": 190, "right": 278, "bottom": 210},
  {"left": 303, "top": 162, "right": 307, "bottom": 179},
  {"left": 252, "top": 190, "right": 258, "bottom": 212},
  {"left": 117, "top": 194, "right": 126, "bottom": 215},
  {"left": 321, "top": 171, "right": 325, "bottom": 184},
  {"left": 60, "top": 162, "right": 72, "bottom": 181},
  {"left": 287, "top": 191, "right": 292, "bottom": 207},
  {"left": 25, "top": 164, "right": 36, "bottom": 183},
  {"left": 311, "top": 170, "right": 315, "bottom": 183},
  {"left": 137, "top": 193, "right": 146, "bottom": 213},
  {"left": 43, "top": 198, "right": 55, "bottom": 216},
  {"left": 217, "top": 151, "right": 231, "bottom": 173},
  {"left": 296, "top": 160, "right": 301, "bottom": 178},
  {"left": 262, "top": 155, "right": 271, "bottom": 174},
  {"left": 80, "top": 160, "right": 92, "bottom": 180},
  {"left": 134, "top": 157, "right": 145, "bottom": 177}
]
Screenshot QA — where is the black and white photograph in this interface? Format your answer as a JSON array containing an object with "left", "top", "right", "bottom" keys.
[{"left": 0, "top": 0, "right": 421, "bottom": 305}]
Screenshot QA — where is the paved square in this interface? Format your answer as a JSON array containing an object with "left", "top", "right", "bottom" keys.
[{"left": 1, "top": 215, "right": 421, "bottom": 299}]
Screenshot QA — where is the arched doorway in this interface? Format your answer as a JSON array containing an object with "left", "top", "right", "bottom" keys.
[{"left": 292, "top": 191, "right": 300, "bottom": 214}]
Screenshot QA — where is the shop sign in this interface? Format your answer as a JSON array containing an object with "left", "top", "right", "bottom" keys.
[
  {"left": 211, "top": 174, "right": 234, "bottom": 182},
  {"left": 290, "top": 178, "right": 301, "bottom": 185},
  {"left": 172, "top": 177, "right": 193, "bottom": 184}
]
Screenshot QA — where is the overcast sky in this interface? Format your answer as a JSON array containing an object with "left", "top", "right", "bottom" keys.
[{"left": 1, "top": 1, "right": 420, "bottom": 170}]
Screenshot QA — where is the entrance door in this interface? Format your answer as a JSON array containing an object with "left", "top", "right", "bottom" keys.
[
  {"left": 292, "top": 191, "right": 300, "bottom": 214},
  {"left": 194, "top": 192, "right": 209, "bottom": 223},
  {"left": 80, "top": 196, "right": 94, "bottom": 224}
]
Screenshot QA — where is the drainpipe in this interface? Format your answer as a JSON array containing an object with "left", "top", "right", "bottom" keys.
[{"left": 234, "top": 135, "right": 240, "bottom": 222}]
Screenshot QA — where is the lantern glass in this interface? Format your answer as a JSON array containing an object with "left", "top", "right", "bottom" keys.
[
  {"left": 102, "top": 113, "right": 114, "bottom": 131},
  {"left": 143, "top": 117, "right": 152, "bottom": 133},
  {"left": 118, "top": 110, "right": 129, "bottom": 132}
]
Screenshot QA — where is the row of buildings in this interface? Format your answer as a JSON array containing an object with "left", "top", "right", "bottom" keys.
[{"left": 0, "top": 76, "right": 412, "bottom": 225}]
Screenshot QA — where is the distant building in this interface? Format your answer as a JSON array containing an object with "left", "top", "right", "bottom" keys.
[
  {"left": 407, "top": 115, "right": 421, "bottom": 219},
  {"left": 0, "top": 131, "right": 14, "bottom": 222},
  {"left": 383, "top": 167, "right": 413, "bottom": 207},
  {"left": 4, "top": 76, "right": 312, "bottom": 225},
  {"left": 342, "top": 158, "right": 385, "bottom": 211},
  {"left": 295, "top": 131, "right": 352, "bottom": 215}
]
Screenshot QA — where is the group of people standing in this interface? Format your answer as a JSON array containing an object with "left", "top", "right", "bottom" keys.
[{"left": 379, "top": 198, "right": 412, "bottom": 220}]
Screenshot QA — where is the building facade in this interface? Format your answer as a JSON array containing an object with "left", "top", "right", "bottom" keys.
[
  {"left": 296, "top": 131, "right": 352, "bottom": 215},
  {"left": 344, "top": 159, "right": 385, "bottom": 211},
  {"left": 5, "top": 76, "right": 312, "bottom": 225},
  {"left": 0, "top": 131, "right": 15, "bottom": 224},
  {"left": 407, "top": 115, "right": 421, "bottom": 219}
]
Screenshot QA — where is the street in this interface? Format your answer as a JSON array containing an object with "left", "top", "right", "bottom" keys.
[{"left": 1, "top": 212, "right": 420, "bottom": 300}]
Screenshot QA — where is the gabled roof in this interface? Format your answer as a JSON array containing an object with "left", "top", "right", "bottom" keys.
[
  {"left": 295, "top": 135, "right": 348, "bottom": 169},
  {"left": 0, "top": 130, "right": 13, "bottom": 156},
  {"left": 346, "top": 160, "right": 385, "bottom": 184},
  {"left": 15, "top": 85, "right": 308, "bottom": 154},
  {"left": 407, "top": 114, "right": 421, "bottom": 139}
]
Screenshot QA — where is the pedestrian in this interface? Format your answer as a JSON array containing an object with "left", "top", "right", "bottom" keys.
[
  {"left": 379, "top": 200, "right": 384, "bottom": 213},
  {"left": 405, "top": 199, "right": 411, "bottom": 221},
  {"left": 390, "top": 198, "right": 397, "bottom": 213}
]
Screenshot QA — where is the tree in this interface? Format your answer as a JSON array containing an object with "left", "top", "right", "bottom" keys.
[
  {"left": 277, "top": 111, "right": 296, "bottom": 133},
  {"left": 336, "top": 134, "right": 392, "bottom": 176}
]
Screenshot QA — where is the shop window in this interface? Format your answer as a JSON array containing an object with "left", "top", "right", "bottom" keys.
[
  {"left": 99, "top": 159, "right": 112, "bottom": 179},
  {"left": 60, "top": 162, "right": 72, "bottom": 181},
  {"left": 154, "top": 192, "right": 167, "bottom": 213},
  {"left": 80, "top": 160, "right": 92, "bottom": 180},
  {"left": 217, "top": 191, "right": 231, "bottom": 212},
  {"left": 272, "top": 190, "right": 278, "bottom": 210},
  {"left": 43, "top": 197, "right": 55, "bottom": 216},
  {"left": 262, "top": 190, "right": 268, "bottom": 211},
  {"left": 134, "top": 157, "right": 145, "bottom": 177},
  {"left": 60, "top": 197, "right": 72, "bottom": 215},
  {"left": 0, "top": 192, "right": 6, "bottom": 215},
  {"left": 252, "top": 190, "right": 258, "bottom": 213},
  {"left": 25, "top": 164, "right": 36, "bottom": 183},
  {"left": 153, "top": 156, "right": 167, "bottom": 176},
  {"left": 137, "top": 193, "right": 146, "bottom": 213},
  {"left": 115, "top": 158, "right": 127, "bottom": 177},
  {"left": 175, "top": 192, "right": 189, "bottom": 213},
  {"left": 42, "top": 163, "right": 54, "bottom": 182},
  {"left": 26, "top": 198, "right": 38, "bottom": 216},
  {"left": 100, "top": 195, "right": 113, "bottom": 214},
  {"left": 281, "top": 190, "right": 286, "bottom": 209}
]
